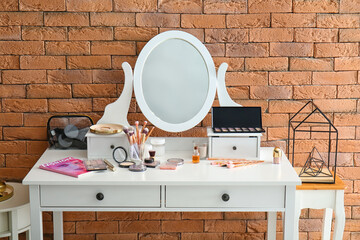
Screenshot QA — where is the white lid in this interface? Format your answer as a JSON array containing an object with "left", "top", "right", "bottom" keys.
[{"left": 151, "top": 138, "right": 165, "bottom": 145}]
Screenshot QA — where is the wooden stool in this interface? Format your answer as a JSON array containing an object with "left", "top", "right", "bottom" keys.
[
  {"left": 267, "top": 175, "right": 346, "bottom": 240},
  {"left": 0, "top": 183, "right": 31, "bottom": 240}
]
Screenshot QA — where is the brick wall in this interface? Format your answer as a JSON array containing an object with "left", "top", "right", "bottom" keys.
[{"left": 0, "top": 0, "right": 359, "bottom": 239}]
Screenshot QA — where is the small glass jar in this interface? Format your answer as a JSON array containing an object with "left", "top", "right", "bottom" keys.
[{"left": 151, "top": 138, "right": 165, "bottom": 156}]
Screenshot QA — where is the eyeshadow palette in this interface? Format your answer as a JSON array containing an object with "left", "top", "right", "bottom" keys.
[{"left": 212, "top": 107, "right": 265, "bottom": 134}]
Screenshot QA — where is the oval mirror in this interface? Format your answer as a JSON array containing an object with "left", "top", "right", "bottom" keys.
[{"left": 134, "top": 31, "right": 217, "bottom": 132}]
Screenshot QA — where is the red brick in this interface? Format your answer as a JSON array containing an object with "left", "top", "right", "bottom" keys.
[
  {"left": 63, "top": 212, "right": 95, "bottom": 221},
  {"left": 3, "top": 127, "right": 46, "bottom": 140},
  {"left": 204, "top": 0, "right": 246, "bottom": 13},
  {"left": 160, "top": 0, "right": 202, "bottom": 13},
  {"left": 21, "top": 56, "right": 65, "bottom": 70},
  {"left": 20, "top": 0, "right": 65, "bottom": 11},
  {"left": 313, "top": 71, "right": 357, "bottom": 85},
  {"left": 22, "top": 27, "right": 66, "bottom": 40},
  {"left": 0, "top": 41, "right": 44, "bottom": 55},
  {"left": 295, "top": 28, "right": 338, "bottom": 42},
  {"left": 93, "top": 70, "right": 123, "bottom": 84},
  {"left": 182, "top": 14, "right": 226, "bottom": 28},
  {"left": 294, "top": 0, "right": 338, "bottom": 13},
  {"left": 205, "top": 29, "right": 248, "bottom": 43},
  {"left": 269, "top": 100, "right": 308, "bottom": 113},
  {"left": 0, "top": 26, "right": 20, "bottom": 40},
  {"left": 114, "top": 27, "right": 158, "bottom": 41},
  {"left": 335, "top": 57, "right": 360, "bottom": 71},
  {"left": 0, "top": 0, "right": 18, "bottom": 11},
  {"left": 226, "top": 72, "right": 267, "bottom": 86},
  {"left": 0, "top": 113, "right": 22, "bottom": 126},
  {"left": 205, "top": 43, "right": 225, "bottom": 57},
  {"left": 227, "top": 14, "right": 270, "bottom": 28},
  {"left": 90, "top": 13, "right": 135, "bottom": 26},
  {"left": 48, "top": 99, "right": 92, "bottom": 112},
  {"left": 182, "top": 212, "right": 223, "bottom": 220},
  {"left": 0, "top": 12, "right": 43, "bottom": 26},
  {"left": 213, "top": 57, "right": 244, "bottom": 71},
  {"left": 245, "top": 57, "right": 288, "bottom": 71},
  {"left": 0, "top": 168, "right": 28, "bottom": 180},
  {"left": 97, "top": 212, "right": 138, "bottom": 220},
  {"left": 3, "top": 99, "right": 47, "bottom": 112},
  {"left": 224, "top": 212, "right": 265, "bottom": 220},
  {"left": 224, "top": 233, "right": 266, "bottom": 240},
  {"left": 63, "top": 234, "right": 95, "bottom": 240},
  {"left": 0, "top": 56, "right": 19, "bottom": 69},
  {"left": 68, "top": 56, "right": 111, "bottom": 69},
  {"left": 3, "top": 70, "right": 46, "bottom": 84},
  {"left": 270, "top": 43, "right": 313, "bottom": 57},
  {"left": 339, "top": 140, "right": 360, "bottom": 153},
  {"left": 341, "top": 0, "right": 360, "bottom": 12},
  {"left": 272, "top": 13, "right": 316, "bottom": 27},
  {"left": 340, "top": 29, "right": 360, "bottom": 42},
  {"left": 76, "top": 221, "right": 117, "bottom": 233},
  {"left": 46, "top": 41, "right": 90, "bottom": 55},
  {"left": 93, "top": 234, "right": 136, "bottom": 240},
  {"left": 26, "top": 141, "right": 47, "bottom": 154},
  {"left": 114, "top": 0, "right": 157, "bottom": 12},
  {"left": 45, "top": 12, "right": 89, "bottom": 27},
  {"left": 251, "top": 28, "right": 293, "bottom": 42},
  {"left": 67, "top": 0, "right": 112, "bottom": 12},
  {"left": 27, "top": 84, "right": 71, "bottom": 99},
  {"left": 73, "top": 84, "right": 117, "bottom": 98},
  {"left": 112, "top": 56, "right": 137, "bottom": 69},
  {"left": 48, "top": 70, "right": 92, "bottom": 84},
  {"left": 182, "top": 233, "right": 222, "bottom": 240},
  {"left": 139, "top": 212, "right": 181, "bottom": 220},
  {"left": 205, "top": 220, "right": 246, "bottom": 233},
  {"left": 293, "top": 86, "right": 336, "bottom": 99},
  {"left": 69, "top": 27, "right": 112, "bottom": 40},
  {"left": 262, "top": 113, "right": 289, "bottom": 127},
  {"left": 226, "top": 43, "right": 268, "bottom": 57},
  {"left": 250, "top": 86, "right": 292, "bottom": 100},
  {"left": 336, "top": 127, "right": 356, "bottom": 140},
  {"left": 5, "top": 154, "right": 39, "bottom": 168},
  {"left": 160, "top": 28, "right": 204, "bottom": 41},
  {"left": 269, "top": 72, "right": 311, "bottom": 85},
  {"left": 120, "top": 221, "right": 161, "bottom": 233},
  {"left": 162, "top": 220, "right": 203, "bottom": 232},
  {"left": 226, "top": 86, "right": 249, "bottom": 99},
  {"left": 334, "top": 113, "right": 360, "bottom": 126},
  {"left": 93, "top": 98, "right": 118, "bottom": 111},
  {"left": 0, "top": 141, "right": 26, "bottom": 154},
  {"left": 23, "top": 113, "right": 54, "bottom": 127},
  {"left": 317, "top": 14, "right": 360, "bottom": 28},
  {"left": 313, "top": 99, "right": 357, "bottom": 112},
  {"left": 91, "top": 41, "right": 135, "bottom": 55},
  {"left": 0, "top": 85, "right": 25, "bottom": 98},
  {"left": 248, "top": 0, "right": 292, "bottom": 13},
  {"left": 315, "top": 43, "right": 359, "bottom": 57},
  {"left": 290, "top": 57, "right": 333, "bottom": 71},
  {"left": 338, "top": 85, "right": 360, "bottom": 98}
]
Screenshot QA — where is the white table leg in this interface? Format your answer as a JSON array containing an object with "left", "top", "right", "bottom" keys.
[
  {"left": 29, "top": 185, "right": 43, "bottom": 240},
  {"left": 53, "top": 211, "right": 64, "bottom": 240},
  {"left": 9, "top": 209, "right": 18, "bottom": 240},
  {"left": 26, "top": 228, "right": 31, "bottom": 240},
  {"left": 283, "top": 185, "right": 297, "bottom": 240},
  {"left": 267, "top": 212, "right": 277, "bottom": 240},
  {"left": 333, "top": 190, "right": 345, "bottom": 240},
  {"left": 322, "top": 208, "right": 333, "bottom": 240},
  {"left": 294, "top": 191, "right": 302, "bottom": 240}
]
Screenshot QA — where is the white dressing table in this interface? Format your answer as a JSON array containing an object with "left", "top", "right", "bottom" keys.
[{"left": 23, "top": 143, "right": 300, "bottom": 240}]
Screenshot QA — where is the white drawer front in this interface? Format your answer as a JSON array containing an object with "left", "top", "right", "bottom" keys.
[
  {"left": 166, "top": 186, "right": 284, "bottom": 208},
  {"left": 87, "top": 135, "right": 128, "bottom": 159},
  {"left": 211, "top": 137, "right": 258, "bottom": 159},
  {"left": 41, "top": 185, "right": 160, "bottom": 208}
]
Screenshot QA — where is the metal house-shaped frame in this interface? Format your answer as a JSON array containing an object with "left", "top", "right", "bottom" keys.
[{"left": 287, "top": 101, "right": 338, "bottom": 183}]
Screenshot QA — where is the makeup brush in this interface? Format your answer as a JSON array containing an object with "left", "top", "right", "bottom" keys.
[
  {"left": 145, "top": 126, "right": 155, "bottom": 142},
  {"left": 141, "top": 127, "right": 149, "bottom": 144},
  {"left": 123, "top": 126, "right": 130, "bottom": 142},
  {"left": 135, "top": 121, "right": 139, "bottom": 145},
  {"left": 142, "top": 121, "right": 148, "bottom": 133}
]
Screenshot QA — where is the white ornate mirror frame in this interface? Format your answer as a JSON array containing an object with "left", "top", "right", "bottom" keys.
[{"left": 97, "top": 30, "right": 240, "bottom": 132}]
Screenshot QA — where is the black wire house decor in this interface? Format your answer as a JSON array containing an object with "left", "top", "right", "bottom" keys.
[{"left": 287, "top": 101, "right": 338, "bottom": 183}]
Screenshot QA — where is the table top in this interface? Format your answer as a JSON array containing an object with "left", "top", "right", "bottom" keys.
[
  {"left": 23, "top": 147, "right": 301, "bottom": 186},
  {"left": 296, "top": 174, "right": 346, "bottom": 190},
  {"left": 0, "top": 183, "right": 29, "bottom": 212}
]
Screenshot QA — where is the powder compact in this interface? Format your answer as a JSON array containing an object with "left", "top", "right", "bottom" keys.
[
  {"left": 112, "top": 146, "right": 135, "bottom": 168},
  {"left": 167, "top": 158, "right": 184, "bottom": 166}
]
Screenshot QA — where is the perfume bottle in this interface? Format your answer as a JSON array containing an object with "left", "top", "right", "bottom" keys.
[{"left": 192, "top": 146, "right": 200, "bottom": 164}]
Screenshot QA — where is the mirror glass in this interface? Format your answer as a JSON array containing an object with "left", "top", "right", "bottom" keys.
[{"left": 134, "top": 31, "right": 216, "bottom": 132}]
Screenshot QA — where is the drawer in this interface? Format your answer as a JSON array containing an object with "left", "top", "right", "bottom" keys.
[
  {"left": 87, "top": 134, "right": 128, "bottom": 159},
  {"left": 166, "top": 185, "right": 284, "bottom": 208},
  {"left": 211, "top": 137, "right": 259, "bottom": 159},
  {"left": 41, "top": 185, "right": 160, "bottom": 208}
]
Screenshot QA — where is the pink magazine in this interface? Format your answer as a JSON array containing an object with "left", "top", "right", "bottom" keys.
[{"left": 39, "top": 157, "right": 88, "bottom": 178}]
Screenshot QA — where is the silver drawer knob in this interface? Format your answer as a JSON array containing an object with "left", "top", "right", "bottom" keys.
[
  {"left": 222, "top": 193, "right": 230, "bottom": 202},
  {"left": 96, "top": 193, "right": 104, "bottom": 201},
  {"left": 232, "top": 146, "right": 237, "bottom": 150}
]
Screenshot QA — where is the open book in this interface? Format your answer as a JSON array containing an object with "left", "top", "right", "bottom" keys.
[{"left": 39, "top": 157, "right": 88, "bottom": 178}]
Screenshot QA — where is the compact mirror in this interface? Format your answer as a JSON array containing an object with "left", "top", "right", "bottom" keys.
[{"left": 134, "top": 31, "right": 217, "bottom": 132}]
